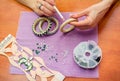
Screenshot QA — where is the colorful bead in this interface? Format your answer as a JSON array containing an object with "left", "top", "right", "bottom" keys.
[{"left": 18, "top": 57, "right": 33, "bottom": 71}]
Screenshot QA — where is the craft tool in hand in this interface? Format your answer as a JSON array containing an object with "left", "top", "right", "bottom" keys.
[{"left": 53, "top": 6, "right": 65, "bottom": 21}]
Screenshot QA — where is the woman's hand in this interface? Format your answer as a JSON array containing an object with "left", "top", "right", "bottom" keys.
[
  {"left": 70, "top": 0, "right": 114, "bottom": 30},
  {"left": 17, "top": 0, "right": 56, "bottom": 16}
]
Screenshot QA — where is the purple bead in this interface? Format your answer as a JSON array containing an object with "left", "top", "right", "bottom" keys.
[{"left": 85, "top": 52, "right": 90, "bottom": 56}]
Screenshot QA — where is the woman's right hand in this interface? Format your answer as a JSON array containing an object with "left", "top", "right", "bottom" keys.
[{"left": 17, "top": 0, "right": 56, "bottom": 16}]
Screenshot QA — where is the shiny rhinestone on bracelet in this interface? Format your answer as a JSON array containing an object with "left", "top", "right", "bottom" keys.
[{"left": 39, "top": 17, "right": 59, "bottom": 35}]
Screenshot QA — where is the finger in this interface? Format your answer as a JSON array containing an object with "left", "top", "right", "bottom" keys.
[
  {"left": 71, "top": 9, "right": 88, "bottom": 18},
  {"left": 70, "top": 17, "right": 91, "bottom": 27},
  {"left": 41, "top": 6, "right": 54, "bottom": 16},
  {"left": 42, "top": 1, "right": 55, "bottom": 12},
  {"left": 37, "top": 0, "right": 55, "bottom": 16},
  {"left": 45, "top": 0, "right": 55, "bottom": 5},
  {"left": 34, "top": 8, "right": 49, "bottom": 16},
  {"left": 38, "top": 11, "right": 49, "bottom": 16},
  {"left": 78, "top": 26, "right": 90, "bottom": 30}
]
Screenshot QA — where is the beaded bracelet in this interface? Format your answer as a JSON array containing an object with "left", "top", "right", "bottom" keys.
[
  {"left": 32, "top": 17, "right": 59, "bottom": 36},
  {"left": 39, "top": 17, "right": 59, "bottom": 35},
  {"left": 32, "top": 17, "right": 52, "bottom": 36},
  {"left": 60, "top": 18, "right": 77, "bottom": 33},
  {"left": 38, "top": 19, "right": 52, "bottom": 35}
]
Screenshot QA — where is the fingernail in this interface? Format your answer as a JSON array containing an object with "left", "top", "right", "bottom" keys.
[{"left": 50, "top": 0, "right": 56, "bottom": 5}]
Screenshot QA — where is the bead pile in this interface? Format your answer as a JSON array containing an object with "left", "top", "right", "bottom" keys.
[{"left": 32, "top": 42, "right": 48, "bottom": 55}]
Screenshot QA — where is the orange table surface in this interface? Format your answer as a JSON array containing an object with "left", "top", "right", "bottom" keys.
[{"left": 0, "top": 0, "right": 120, "bottom": 81}]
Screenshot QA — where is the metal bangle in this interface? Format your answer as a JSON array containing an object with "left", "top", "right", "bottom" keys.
[{"left": 60, "top": 18, "right": 77, "bottom": 33}]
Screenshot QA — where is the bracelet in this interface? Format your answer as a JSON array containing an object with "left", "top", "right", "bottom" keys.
[
  {"left": 38, "top": 19, "right": 52, "bottom": 35},
  {"left": 44, "top": 17, "right": 59, "bottom": 35},
  {"left": 60, "top": 18, "right": 77, "bottom": 33},
  {"left": 32, "top": 17, "right": 59, "bottom": 36},
  {"left": 32, "top": 17, "right": 52, "bottom": 36}
]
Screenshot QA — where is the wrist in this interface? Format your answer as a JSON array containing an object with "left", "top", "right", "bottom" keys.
[
  {"left": 102, "top": 0, "right": 115, "bottom": 7},
  {"left": 89, "top": 0, "right": 113, "bottom": 16},
  {"left": 97, "top": 0, "right": 114, "bottom": 11},
  {"left": 17, "top": 0, "right": 34, "bottom": 9}
]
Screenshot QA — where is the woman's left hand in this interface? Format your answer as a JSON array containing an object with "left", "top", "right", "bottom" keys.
[{"left": 70, "top": 0, "right": 114, "bottom": 30}]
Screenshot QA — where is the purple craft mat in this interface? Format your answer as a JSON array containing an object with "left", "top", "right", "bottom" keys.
[{"left": 10, "top": 12, "right": 99, "bottom": 78}]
